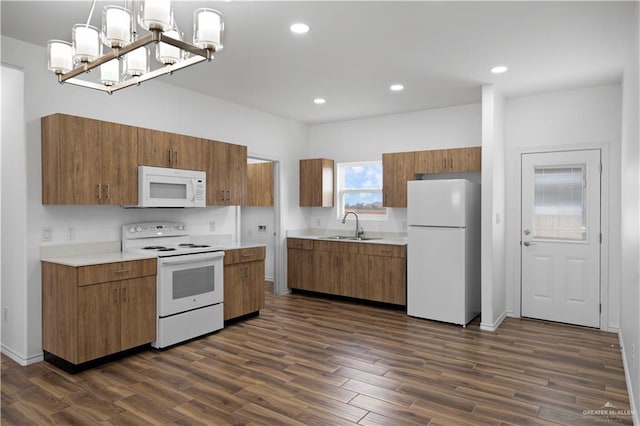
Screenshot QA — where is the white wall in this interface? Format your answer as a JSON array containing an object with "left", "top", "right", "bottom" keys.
[
  {"left": 619, "top": 2, "right": 639, "bottom": 421},
  {"left": 1, "top": 65, "right": 28, "bottom": 362},
  {"left": 241, "top": 207, "right": 275, "bottom": 280},
  {"left": 307, "top": 103, "right": 482, "bottom": 233},
  {"left": 503, "top": 84, "right": 623, "bottom": 333},
  {"left": 1, "top": 36, "right": 309, "bottom": 364},
  {"left": 480, "top": 85, "right": 506, "bottom": 331}
]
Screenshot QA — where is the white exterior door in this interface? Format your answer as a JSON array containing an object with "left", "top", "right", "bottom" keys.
[{"left": 521, "top": 150, "right": 601, "bottom": 328}]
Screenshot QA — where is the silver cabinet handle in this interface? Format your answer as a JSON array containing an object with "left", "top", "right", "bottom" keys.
[
  {"left": 105, "top": 184, "right": 110, "bottom": 200},
  {"left": 123, "top": 287, "right": 128, "bottom": 302},
  {"left": 97, "top": 184, "right": 102, "bottom": 200},
  {"left": 168, "top": 150, "right": 172, "bottom": 166},
  {"left": 174, "top": 151, "right": 178, "bottom": 166},
  {"left": 523, "top": 241, "right": 536, "bottom": 247},
  {"left": 221, "top": 190, "right": 226, "bottom": 201},
  {"left": 114, "top": 269, "right": 130, "bottom": 274},
  {"left": 449, "top": 158, "right": 453, "bottom": 169},
  {"left": 114, "top": 288, "right": 119, "bottom": 304}
]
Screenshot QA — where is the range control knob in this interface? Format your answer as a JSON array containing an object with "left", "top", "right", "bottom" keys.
[
  {"left": 177, "top": 224, "right": 185, "bottom": 231},
  {"left": 136, "top": 226, "right": 142, "bottom": 233},
  {"left": 128, "top": 226, "right": 136, "bottom": 233}
]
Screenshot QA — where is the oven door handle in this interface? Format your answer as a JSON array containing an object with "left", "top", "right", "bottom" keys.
[{"left": 159, "top": 252, "right": 225, "bottom": 265}]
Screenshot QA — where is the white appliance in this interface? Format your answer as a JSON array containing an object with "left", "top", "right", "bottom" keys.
[
  {"left": 132, "top": 166, "right": 206, "bottom": 208},
  {"left": 122, "top": 222, "right": 224, "bottom": 348},
  {"left": 407, "top": 179, "right": 481, "bottom": 326}
]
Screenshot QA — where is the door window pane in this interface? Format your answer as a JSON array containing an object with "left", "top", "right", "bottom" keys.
[{"left": 533, "top": 166, "right": 586, "bottom": 240}]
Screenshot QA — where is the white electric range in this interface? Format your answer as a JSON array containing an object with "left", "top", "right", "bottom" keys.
[{"left": 122, "top": 222, "right": 225, "bottom": 348}]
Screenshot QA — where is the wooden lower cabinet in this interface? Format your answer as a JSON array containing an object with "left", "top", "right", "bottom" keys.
[
  {"left": 42, "top": 259, "right": 157, "bottom": 366},
  {"left": 287, "top": 238, "right": 406, "bottom": 305},
  {"left": 223, "top": 246, "right": 266, "bottom": 321}
]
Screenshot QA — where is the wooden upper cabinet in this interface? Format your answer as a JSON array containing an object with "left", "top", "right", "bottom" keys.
[
  {"left": 299, "top": 159, "right": 334, "bottom": 207},
  {"left": 205, "top": 140, "right": 247, "bottom": 206},
  {"left": 382, "top": 152, "right": 416, "bottom": 208},
  {"left": 41, "top": 113, "right": 137, "bottom": 205},
  {"left": 247, "top": 162, "right": 274, "bottom": 207},
  {"left": 138, "top": 128, "right": 204, "bottom": 171},
  {"left": 414, "top": 147, "right": 482, "bottom": 174}
]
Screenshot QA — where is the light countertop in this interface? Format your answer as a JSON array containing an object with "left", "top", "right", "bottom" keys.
[
  {"left": 287, "top": 229, "right": 407, "bottom": 246},
  {"left": 41, "top": 240, "right": 266, "bottom": 267}
]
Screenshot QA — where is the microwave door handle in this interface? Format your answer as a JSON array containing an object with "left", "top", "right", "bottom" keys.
[{"left": 189, "top": 179, "right": 196, "bottom": 202}]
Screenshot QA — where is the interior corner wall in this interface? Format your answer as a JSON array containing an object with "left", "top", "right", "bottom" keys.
[
  {"left": 619, "top": 1, "right": 640, "bottom": 420},
  {"left": 1, "top": 65, "right": 28, "bottom": 364},
  {"left": 480, "top": 85, "right": 506, "bottom": 331},
  {"left": 1, "top": 35, "right": 310, "bottom": 364}
]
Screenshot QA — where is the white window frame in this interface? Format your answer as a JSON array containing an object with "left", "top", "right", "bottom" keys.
[{"left": 337, "top": 161, "right": 388, "bottom": 221}]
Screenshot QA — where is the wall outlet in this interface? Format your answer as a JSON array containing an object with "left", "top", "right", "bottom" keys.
[
  {"left": 3, "top": 307, "right": 8, "bottom": 322},
  {"left": 67, "top": 227, "right": 75, "bottom": 240},
  {"left": 209, "top": 220, "right": 216, "bottom": 232},
  {"left": 42, "top": 227, "right": 53, "bottom": 242},
  {"left": 258, "top": 225, "right": 267, "bottom": 232}
]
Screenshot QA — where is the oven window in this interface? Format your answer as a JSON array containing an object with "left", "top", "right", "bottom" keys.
[
  {"left": 150, "top": 182, "right": 187, "bottom": 199},
  {"left": 172, "top": 265, "right": 215, "bottom": 299}
]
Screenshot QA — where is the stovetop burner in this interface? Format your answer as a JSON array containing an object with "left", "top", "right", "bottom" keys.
[
  {"left": 178, "top": 243, "right": 211, "bottom": 248},
  {"left": 143, "top": 245, "right": 167, "bottom": 250},
  {"left": 157, "top": 248, "right": 177, "bottom": 252}
]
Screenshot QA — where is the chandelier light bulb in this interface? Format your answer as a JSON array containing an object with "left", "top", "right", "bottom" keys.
[
  {"left": 72, "top": 24, "right": 100, "bottom": 64},
  {"left": 100, "top": 59, "right": 120, "bottom": 86},
  {"left": 47, "top": 40, "right": 73, "bottom": 74},
  {"left": 194, "top": 8, "right": 223, "bottom": 51},
  {"left": 125, "top": 46, "right": 149, "bottom": 77},
  {"left": 102, "top": 5, "right": 131, "bottom": 48},
  {"left": 157, "top": 30, "right": 183, "bottom": 65},
  {"left": 139, "top": 0, "right": 172, "bottom": 31}
]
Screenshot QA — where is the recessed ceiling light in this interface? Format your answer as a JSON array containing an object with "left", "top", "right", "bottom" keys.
[
  {"left": 491, "top": 65, "right": 508, "bottom": 74},
  {"left": 290, "top": 23, "right": 310, "bottom": 34},
  {"left": 389, "top": 84, "right": 404, "bottom": 91},
  {"left": 313, "top": 98, "right": 326, "bottom": 104}
]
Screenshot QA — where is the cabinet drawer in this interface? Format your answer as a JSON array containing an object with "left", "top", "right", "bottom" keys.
[
  {"left": 358, "top": 243, "right": 406, "bottom": 258},
  {"left": 313, "top": 240, "right": 360, "bottom": 253},
  {"left": 224, "top": 246, "right": 266, "bottom": 265},
  {"left": 287, "top": 238, "right": 314, "bottom": 250},
  {"left": 78, "top": 259, "right": 157, "bottom": 286}
]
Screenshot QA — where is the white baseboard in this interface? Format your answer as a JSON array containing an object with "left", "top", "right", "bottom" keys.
[
  {"left": 618, "top": 331, "right": 639, "bottom": 426},
  {"left": 1, "top": 344, "right": 43, "bottom": 366},
  {"left": 480, "top": 311, "right": 507, "bottom": 332}
]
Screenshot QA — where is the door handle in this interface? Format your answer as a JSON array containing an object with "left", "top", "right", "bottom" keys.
[
  {"left": 523, "top": 241, "right": 535, "bottom": 247},
  {"left": 97, "top": 184, "right": 102, "bottom": 200}
]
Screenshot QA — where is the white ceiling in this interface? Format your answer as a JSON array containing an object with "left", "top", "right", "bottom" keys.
[{"left": 1, "top": 1, "right": 635, "bottom": 124}]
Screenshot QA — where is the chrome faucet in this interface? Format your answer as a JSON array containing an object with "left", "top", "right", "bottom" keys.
[{"left": 342, "top": 211, "right": 364, "bottom": 239}]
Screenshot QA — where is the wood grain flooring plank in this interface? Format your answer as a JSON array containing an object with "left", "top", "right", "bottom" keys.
[
  {"left": 235, "top": 384, "right": 308, "bottom": 418},
  {"left": 348, "top": 394, "right": 432, "bottom": 426},
  {"left": 335, "top": 366, "right": 401, "bottom": 391},
  {"left": 233, "top": 402, "right": 308, "bottom": 426},
  {"left": 294, "top": 390, "right": 369, "bottom": 423},
  {"left": 172, "top": 399, "right": 252, "bottom": 426},
  {"left": 295, "top": 406, "right": 360, "bottom": 426},
  {"left": 115, "top": 393, "right": 184, "bottom": 424},
  {"left": 341, "top": 378, "right": 417, "bottom": 407}
]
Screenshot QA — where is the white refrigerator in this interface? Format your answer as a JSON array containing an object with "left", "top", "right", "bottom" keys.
[{"left": 407, "top": 179, "right": 481, "bottom": 326}]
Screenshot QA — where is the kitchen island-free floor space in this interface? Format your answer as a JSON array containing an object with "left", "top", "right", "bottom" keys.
[{"left": 2, "top": 285, "right": 632, "bottom": 425}]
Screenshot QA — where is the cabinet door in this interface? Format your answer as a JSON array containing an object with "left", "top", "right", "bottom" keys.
[
  {"left": 382, "top": 152, "right": 415, "bottom": 207},
  {"left": 101, "top": 121, "right": 138, "bottom": 205},
  {"left": 247, "top": 162, "right": 274, "bottom": 207},
  {"left": 171, "top": 134, "right": 204, "bottom": 171},
  {"left": 226, "top": 143, "right": 247, "bottom": 205},
  {"left": 448, "top": 147, "right": 481, "bottom": 172},
  {"left": 120, "top": 277, "right": 156, "bottom": 350},
  {"left": 414, "top": 149, "right": 448, "bottom": 174},
  {"left": 339, "top": 253, "right": 368, "bottom": 298},
  {"left": 312, "top": 250, "right": 336, "bottom": 294},
  {"left": 299, "top": 159, "right": 334, "bottom": 207},
  {"left": 368, "top": 255, "right": 406, "bottom": 305},
  {"left": 206, "top": 140, "right": 229, "bottom": 205},
  {"left": 287, "top": 248, "right": 313, "bottom": 290},
  {"left": 223, "top": 264, "right": 243, "bottom": 320},
  {"left": 138, "top": 128, "right": 173, "bottom": 168},
  {"left": 42, "top": 114, "right": 103, "bottom": 204},
  {"left": 77, "top": 281, "right": 121, "bottom": 362},
  {"left": 245, "top": 261, "right": 265, "bottom": 314}
]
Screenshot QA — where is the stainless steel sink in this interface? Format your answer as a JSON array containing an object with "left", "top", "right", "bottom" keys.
[{"left": 319, "top": 236, "right": 382, "bottom": 241}]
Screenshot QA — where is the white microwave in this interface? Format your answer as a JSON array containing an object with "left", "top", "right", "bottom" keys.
[{"left": 132, "top": 166, "right": 206, "bottom": 208}]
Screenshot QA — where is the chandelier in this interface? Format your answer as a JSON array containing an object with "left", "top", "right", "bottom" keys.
[{"left": 46, "top": 0, "right": 224, "bottom": 94}]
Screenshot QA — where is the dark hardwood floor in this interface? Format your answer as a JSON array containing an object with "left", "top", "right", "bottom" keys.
[{"left": 1, "top": 284, "right": 633, "bottom": 425}]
